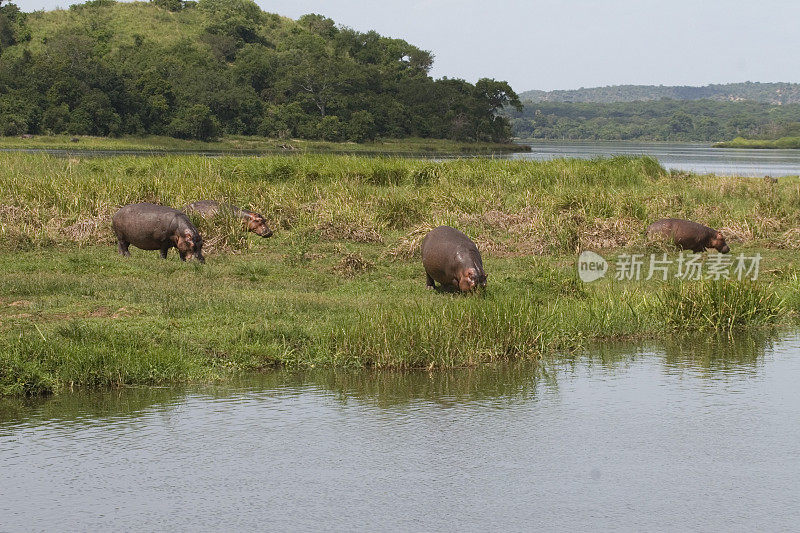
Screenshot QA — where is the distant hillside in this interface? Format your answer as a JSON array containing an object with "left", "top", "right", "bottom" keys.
[
  {"left": 0, "top": 0, "right": 521, "bottom": 142},
  {"left": 519, "top": 83, "right": 800, "bottom": 105},
  {"left": 506, "top": 100, "right": 800, "bottom": 142}
]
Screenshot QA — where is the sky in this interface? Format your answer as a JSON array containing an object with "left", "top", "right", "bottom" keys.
[{"left": 18, "top": 0, "right": 800, "bottom": 93}]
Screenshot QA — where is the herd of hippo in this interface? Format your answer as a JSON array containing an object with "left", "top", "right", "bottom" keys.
[
  {"left": 111, "top": 201, "right": 273, "bottom": 264},
  {"left": 111, "top": 202, "right": 729, "bottom": 293}
]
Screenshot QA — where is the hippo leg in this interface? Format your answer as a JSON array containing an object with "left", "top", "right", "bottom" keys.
[
  {"left": 117, "top": 239, "right": 131, "bottom": 257},
  {"left": 426, "top": 273, "right": 435, "bottom": 290},
  {"left": 160, "top": 246, "right": 170, "bottom": 260}
]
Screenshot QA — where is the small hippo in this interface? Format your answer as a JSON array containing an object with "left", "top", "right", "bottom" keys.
[
  {"left": 646, "top": 218, "right": 730, "bottom": 254},
  {"left": 184, "top": 200, "right": 273, "bottom": 237},
  {"left": 112, "top": 203, "right": 205, "bottom": 262},
  {"left": 421, "top": 226, "right": 487, "bottom": 292}
]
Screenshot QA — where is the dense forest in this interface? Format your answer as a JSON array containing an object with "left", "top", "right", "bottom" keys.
[
  {"left": 507, "top": 100, "right": 800, "bottom": 142},
  {"left": 0, "top": 0, "right": 521, "bottom": 142},
  {"left": 519, "top": 82, "right": 800, "bottom": 105}
]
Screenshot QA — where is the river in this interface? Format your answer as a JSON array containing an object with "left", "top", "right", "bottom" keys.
[
  {"left": 2, "top": 332, "right": 799, "bottom": 531},
  {"left": 6, "top": 141, "right": 800, "bottom": 177},
  {"left": 512, "top": 141, "right": 800, "bottom": 177}
]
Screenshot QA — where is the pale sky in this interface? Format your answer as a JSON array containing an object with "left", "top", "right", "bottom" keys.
[{"left": 17, "top": 0, "right": 800, "bottom": 93}]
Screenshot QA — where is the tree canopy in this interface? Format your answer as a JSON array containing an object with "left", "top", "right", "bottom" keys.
[
  {"left": 0, "top": 0, "right": 521, "bottom": 142},
  {"left": 507, "top": 100, "right": 800, "bottom": 142}
]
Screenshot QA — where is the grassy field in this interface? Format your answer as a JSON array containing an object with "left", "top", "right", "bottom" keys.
[
  {"left": 1, "top": 152, "right": 799, "bottom": 396},
  {"left": 714, "top": 136, "right": 800, "bottom": 149},
  {"left": 0, "top": 135, "right": 529, "bottom": 155}
]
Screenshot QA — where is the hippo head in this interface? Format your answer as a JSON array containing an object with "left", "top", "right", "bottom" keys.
[
  {"left": 245, "top": 213, "right": 273, "bottom": 238},
  {"left": 177, "top": 229, "right": 205, "bottom": 263},
  {"left": 459, "top": 268, "right": 488, "bottom": 292},
  {"left": 710, "top": 231, "right": 730, "bottom": 254}
]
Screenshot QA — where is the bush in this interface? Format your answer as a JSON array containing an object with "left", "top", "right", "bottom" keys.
[
  {"left": 317, "top": 115, "right": 343, "bottom": 141},
  {"left": 0, "top": 112, "right": 27, "bottom": 136},
  {"left": 347, "top": 111, "right": 376, "bottom": 142},
  {"left": 167, "top": 104, "right": 220, "bottom": 141}
]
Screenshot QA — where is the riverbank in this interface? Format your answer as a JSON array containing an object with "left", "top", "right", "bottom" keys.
[
  {"left": 0, "top": 135, "right": 530, "bottom": 155},
  {"left": 714, "top": 136, "right": 800, "bottom": 149},
  {"left": 2, "top": 153, "right": 799, "bottom": 395}
]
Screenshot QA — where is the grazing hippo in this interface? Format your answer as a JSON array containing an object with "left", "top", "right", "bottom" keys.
[
  {"left": 421, "top": 226, "right": 487, "bottom": 292},
  {"left": 184, "top": 200, "right": 273, "bottom": 237},
  {"left": 112, "top": 203, "right": 205, "bottom": 262},
  {"left": 646, "top": 218, "right": 730, "bottom": 254}
]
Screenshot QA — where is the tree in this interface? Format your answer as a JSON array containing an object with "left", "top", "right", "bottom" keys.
[
  {"left": 167, "top": 104, "right": 220, "bottom": 140},
  {"left": 347, "top": 110, "right": 376, "bottom": 142},
  {"left": 199, "top": 0, "right": 265, "bottom": 46},
  {"left": 278, "top": 33, "right": 351, "bottom": 118},
  {"left": 669, "top": 111, "right": 693, "bottom": 134},
  {"left": 0, "top": 2, "right": 28, "bottom": 53},
  {"left": 0, "top": 0, "right": 527, "bottom": 143},
  {"left": 150, "top": 0, "right": 186, "bottom": 11}
]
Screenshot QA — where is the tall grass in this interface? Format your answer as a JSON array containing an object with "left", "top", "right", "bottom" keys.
[
  {"left": 657, "top": 280, "right": 785, "bottom": 331},
  {"left": 6, "top": 151, "right": 796, "bottom": 255}
]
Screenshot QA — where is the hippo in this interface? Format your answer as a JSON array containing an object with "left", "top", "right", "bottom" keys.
[
  {"left": 646, "top": 218, "right": 730, "bottom": 254},
  {"left": 184, "top": 200, "right": 273, "bottom": 237},
  {"left": 421, "top": 226, "right": 487, "bottom": 292},
  {"left": 112, "top": 203, "right": 205, "bottom": 262}
]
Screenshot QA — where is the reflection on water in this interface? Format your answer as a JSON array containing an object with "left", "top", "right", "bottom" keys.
[{"left": 2, "top": 331, "right": 799, "bottom": 531}]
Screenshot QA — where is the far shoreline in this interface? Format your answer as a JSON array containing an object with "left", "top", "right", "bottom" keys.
[
  {"left": 713, "top": 137, "right": 800, "bottom": 149},
  {"left": 0, "top": 134, "right": 532, "bottom": 156}
]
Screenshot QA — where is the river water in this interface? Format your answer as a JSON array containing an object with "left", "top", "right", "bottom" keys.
[
  {"left": 6, "top": 141, "right": 800, "bottom": 177},
  {"left": 512, "top": 141, "right": 800, "bottom": 177},
  {"left": 2, "top": 333, "right": 799, "bottom": 531}
]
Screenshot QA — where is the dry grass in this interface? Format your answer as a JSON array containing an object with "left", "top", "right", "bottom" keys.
[
  {"left": 62, "top": 206, "right": 116, "bottom": 245},
  {"left": 315, "top": 220, "right": 384, "bottom": 243},
  {"left": 333, "top": 253, "right": 375, "bottom": 278},
  {"left": 579, "top": 217, "right": 643, "bottom": 250},
  {"left": 383, "top": 223, "right": 434, "bottom": 259}
]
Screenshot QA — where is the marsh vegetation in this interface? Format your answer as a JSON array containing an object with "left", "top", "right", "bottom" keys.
[{"left": 1, "top": 153, "right": 798, "bottom": 395}]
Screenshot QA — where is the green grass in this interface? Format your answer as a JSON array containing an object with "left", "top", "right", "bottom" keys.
[
  {"left": 714, "top": 136, "right": 800, "bottom": 149},
  {"left": 1, "top": 152, "right": 799, "bottom": 396},
  {"left": 0, "top": 134, "right": 529, "bottom": 155}
]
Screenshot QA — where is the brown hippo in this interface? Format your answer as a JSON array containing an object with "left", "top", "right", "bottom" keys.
[
  {"left": 421, "top": 226, "right": 487, "bottom": 292},
  {"left": 646, "top": 218, "right": 730, "bottom": 254},
  {"left": 184, "top": 200, "right": 273, "bottom": 238},
  {"left": 112, "top": 203, "right": 205, "bottom": 263}
]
